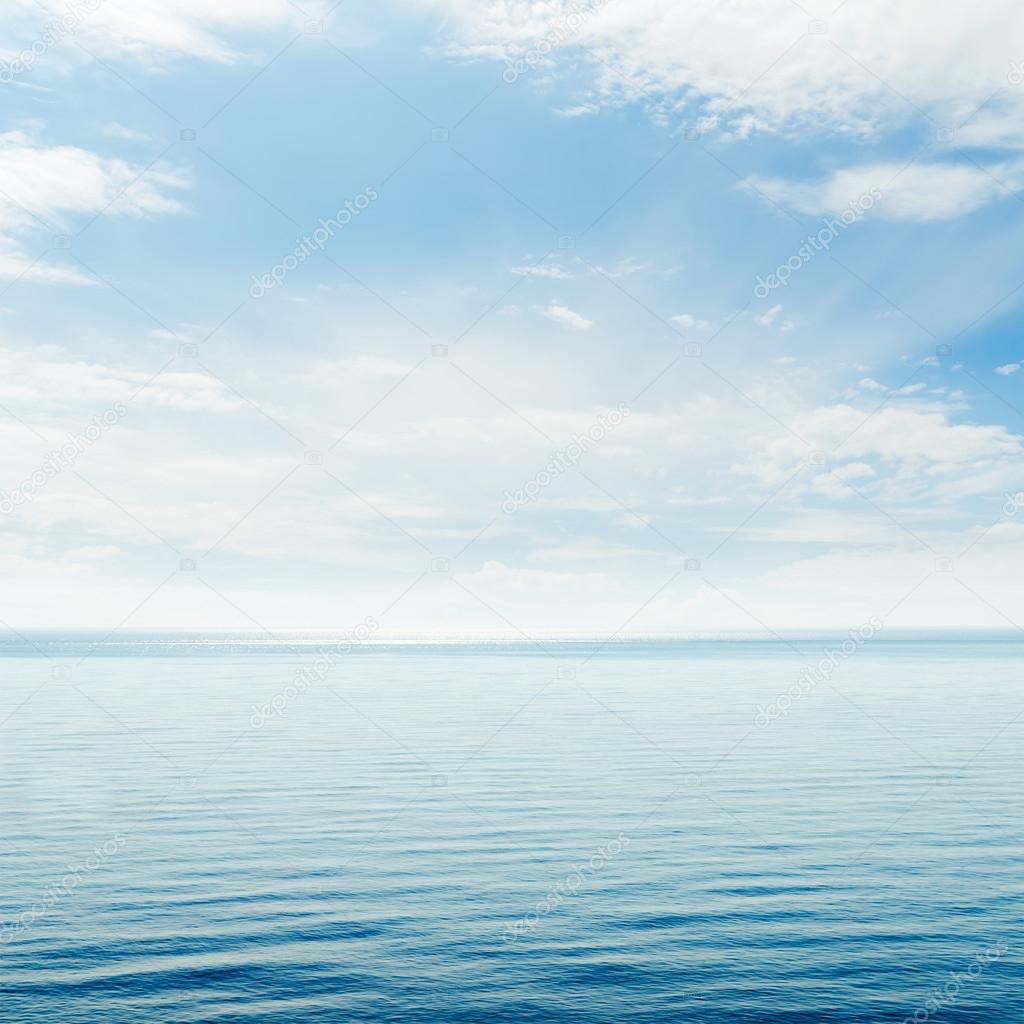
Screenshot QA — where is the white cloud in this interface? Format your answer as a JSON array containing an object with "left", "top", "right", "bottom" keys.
[
  {"left": 0, "top": 131, "right": 188, "bottom": 286},
  {"left": 0, "top": 131, "right": 189, "bottom": 228},
  {"left": 510, "top": 264, "right": 573, "bottom": 279},
  {"left": 749, "top": 160, "right": 1024, "bottom": 222},
  {"left": 752, "top": 305, "right": 794, "bottom": 332},
  {"left": 0, "top": 345, "right": 246, "bottom": 414},
  {"left": 533, "top": 495, "right": 622, "bottom": 512},
  {"left": 423, "top": 0, "right": 1024, "bottom": 141},
  {"left": 462, "top": 560, "right": 611, "bottom": 593},
  {"left": 64, "top": 545, "right": 122, "bottom": 562},
  {"left": 20, "top": 0, "right": 299, "bottom": 65},
  {"left": 670, "top": 313, "right": 711, "bottom": 330},
  {"left": 831, "top": 461, "right": 876, "bottom": 481},
  {"left": 729, "top": 540, "right": 1024, "bottom": 630},
  {"left": 996, "top": 363, "right": 1021, "bottom": 376},
  {"left": 736, "top": 402, "right": 1024, "bottom": 499},
  {"left": 556, "top": 104, "right": 600, "bottom": 118},
  {"left": 308, "top": 356, "right": 413, "bottom": 380},
  {"left": 527, "top": 540, "right": 652, "bottom": 563},
  {"left": 98, "top": 123, "right": 154, "bottom": 144},
  {"left": 949, "top": 108, "right": 1024, "bottom": 151},
  {"left": 0, "top": 238, "right": 92, "bottom": 286},
  {"left": 667, "top": 494, "right": 730, "bottom": 507},
  {"left": 589, "top": 257, "right": 648, "bottom": 278},
  {"left": 541, "top": 303, "right": 594, "bottom": 331}
]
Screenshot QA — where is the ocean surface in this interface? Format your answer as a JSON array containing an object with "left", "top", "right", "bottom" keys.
[{"left": 0, "top": 632, "right": 1021, "bottom": 1023}]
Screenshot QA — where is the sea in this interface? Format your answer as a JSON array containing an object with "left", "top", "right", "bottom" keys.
[{"left": 0, "top": 631, "right": 1020, "bottom": 1022}]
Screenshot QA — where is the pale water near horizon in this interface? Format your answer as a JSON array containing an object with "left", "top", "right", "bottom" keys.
[{"left": 1, "top": 634, "right": 1021, "bottom": 1022}]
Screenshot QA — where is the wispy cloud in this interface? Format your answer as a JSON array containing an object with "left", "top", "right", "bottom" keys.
[
  {"left": 541, "top": 303, "right": 594, "bottom": 331},
  {"left": 748, "top": 161, "right": 1024, "bottom": 222},
  {"left": 510, "top": 264, "right": 573, "bottom": 279},
  {"left": 0, "top": 130, "right": 189, "bottom": 286}
]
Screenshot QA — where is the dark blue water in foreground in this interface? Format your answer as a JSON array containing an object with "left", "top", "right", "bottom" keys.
[{"left": 0, "top": 633, "right": 1021, "bottom": 1022}]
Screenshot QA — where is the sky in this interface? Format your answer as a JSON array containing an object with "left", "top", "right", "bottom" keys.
[{"left": 1, "top": 0, "right": 1024, "bottom": 634}]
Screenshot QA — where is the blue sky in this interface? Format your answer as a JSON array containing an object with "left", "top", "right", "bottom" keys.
[{"left": 2, "top": 0, "right": 1024, "bottom": 633}]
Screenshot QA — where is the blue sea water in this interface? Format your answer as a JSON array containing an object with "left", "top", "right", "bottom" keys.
[{"left": 0, "top": 632, "right": 1021, "bottom": 1023}]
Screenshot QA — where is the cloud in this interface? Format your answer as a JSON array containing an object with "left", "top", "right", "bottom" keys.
[
  {"left": 0, "top": 131, "right": 189, "bottom": 228},
  {"left": 667, "top": 494, "right": 730, "bottom": 507},
  {"left": 589, "top": 257, "right": 648, "bottom": 278},
  {"left": 736, "top": 402, "right": 1024, "bottom": 499},
  {"left": 510, "top": 264, "right": 573, "bottom": 279},
  {"left": 0, "top": 345, "right": 247, "bottom": 414},
  {"left": 752, "top": 304, "right": 794, "bottom": 332},
  {"left": 462, "top": 559, "right": 611, "bottom": 593},
  {"left": 18, "top": 0, "right": 299, "bottom": 65},
  {"left": 748, "top": 160, "right": 1024, "bottom": 222},
  {"left": 670, "top": 313, "right": 711, "bottom": 330},
  {"left": 0, "top": 238, "right": 92, "bottom": 286},
  {"left": 996, "top": 363, "right": 1021, "bottom": 376},
  {"left": 541, "top": 303, "right": 594, "bottom": 331},
  {"left": 0, "top": 131, "right": 188, "bottom": 286},
  {"left": 727, "top": 538, "right": 1024, "bottom": 630},
  {"left": 527, "top": 540, "right": 652, "bottom": 563},
  {"left": 938, "top": 104, "right": 1024, "bottom": 151},
  {"left": 98, "top": 123, "right": 154, "bottom": 144},
  {"left": 422, "top": 0, "right": 1024, "bottom": 141},
  {"left": 754, "top": 304, "right": 783, "bottom": 327},
  {"left": 308, "top": 356, "right": 413, "bottom": 380},
  {"left": 63, "top": 545, "right": 122, "bottom": 562},
  {"left": 831, "top": 461, "right": 876, "bottom": 481},
  {"left": 555, "top": 104, "right": 600, "bottom": 118}
]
